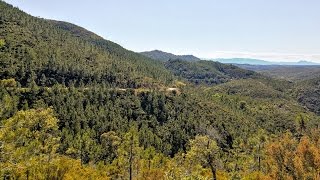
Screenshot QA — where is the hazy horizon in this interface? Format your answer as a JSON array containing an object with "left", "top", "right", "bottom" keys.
[{"left": 4, "top": 0, "right": 320, "bottom": 62}]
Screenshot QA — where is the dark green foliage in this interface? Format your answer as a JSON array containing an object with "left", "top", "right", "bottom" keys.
[
  {"left": 2, "top": 82, "right": 317, "bottom": 163},
  {"left": 211, "top": 78, "right": 293, "bottom": 99},
  {"left": 165, "top": 59, "right": 260, "bottom": 85},
  {"left": 295, "top": 77, "right": 320, "bottom": 115},
  {"left": 0, "top": 1, "right": 174, "bottom": 88},
  {"left": 140, "top": 50, "right": 200, "bottom": 62}
]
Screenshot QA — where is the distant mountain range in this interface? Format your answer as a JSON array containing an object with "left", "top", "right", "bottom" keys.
[
  {"left": 213, "top": 58, "right": 320, "bottom": 66},
  {"left": 140, "top": 50, "right": 200, "bottom": 62},
  {"left": 141, "top": 51, "right": 320, "bottom": 66}
]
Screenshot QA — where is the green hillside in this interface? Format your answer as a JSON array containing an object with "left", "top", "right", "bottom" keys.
[
  {"left": 238, "top": 65, "right": 320, "bottom": 81},
  {"left": 294, "top": 77, "right": 320, "bottom": 115},
  {"left": 0, "top": 2, "right": 173, "bottom": 88},
  {"left": 165, "top": 59, "right": 260, "bottom": 85},
  {"left": 1, "top": 1, "right": 320, "bottom": 179},
  {"left": 140, "top": 50, "right": 200, "bottom": 62}
]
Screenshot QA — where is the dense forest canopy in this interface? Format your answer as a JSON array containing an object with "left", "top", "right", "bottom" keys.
[
  {"left": 0, "top": 1, "right": 174, "bottom": 88},
  {"left": 140, "top": 50, "right": 200, "bottom": 62},
  {"left": 0, "top": 1, "right": 320, "bottom": 179},
  {"left": 165, "top": 59, "right": 261, "bottom": 85}
]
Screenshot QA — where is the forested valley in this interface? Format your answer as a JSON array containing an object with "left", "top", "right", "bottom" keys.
[{"left": 1, "top": 1, "right": 320, "bottom": 179}]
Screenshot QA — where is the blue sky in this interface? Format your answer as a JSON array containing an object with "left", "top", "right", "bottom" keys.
[{"left": 4, "top": 0, "right": 320, "bottom": 62}]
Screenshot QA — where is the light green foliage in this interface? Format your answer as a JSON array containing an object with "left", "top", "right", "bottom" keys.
[
  {"left": 0, "top": 108, "right": 60, "bottom": 162},
  {"left": 0, "top": 108, "right": 59, "bottom": 178},
  {"left": 0, "top": 78, "right": 17, "bottom": 88},
  {"left": 186, "top": 135, "right": 221, "bottom": 179},
  {"left": 100, "top": 131, "right": 121, "bottom": 164},
  {"left": 0, "top": 39, "right": 5, "bottom": 48},
  {"left": 111, "top": 126, "right": 142, "bottom": 179}
]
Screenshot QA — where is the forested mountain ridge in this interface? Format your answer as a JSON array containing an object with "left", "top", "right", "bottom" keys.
[
  {"left": 140, "top": 50, "right": 200, "bottom": 62},
  {"left": 237, "top": 64, "right": 320, "bottom": 81},
  {"left": 1, "top": 1, "right": 320, "bottom": 179},
  {"left": 0, "top": 1, "right": 265, "bottom": 89},
  {"left": 234, "top": 64, "right": 320, "bottom": 115},
  {"left": 50, "top": 20, "right": 167, "bottom": 69},
  {"left": 0, "top": 1, "right": 174, "bottom": 88},
  {"left": 165, "top": 59, "right": 261, "bottom": 85},
  {"left": 294, "top": 77, "right": 320, "bottom": 115}
]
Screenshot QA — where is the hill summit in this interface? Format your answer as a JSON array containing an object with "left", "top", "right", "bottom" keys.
[{"left": 140, "top": 50, "right": 200, "bottom": 62}]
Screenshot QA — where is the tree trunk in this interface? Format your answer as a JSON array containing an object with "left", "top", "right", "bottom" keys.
[
  {"left": 258, "top": 143, "right": 261, "bottom": 171},
  {"left": 207, "top": 140, "right": 217, "bottom": 180},
  {"left": 26, "top": 169, "right": 29, "bottom": 180},
  {"left": 80, "top": 138, "right": 83, "bottom": 167},
  {"left": 210, "top": 164, "right": 217, "bottom": 180},
  {"left": 129, "top": 135, "right": 133, "bottom": 180}
]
